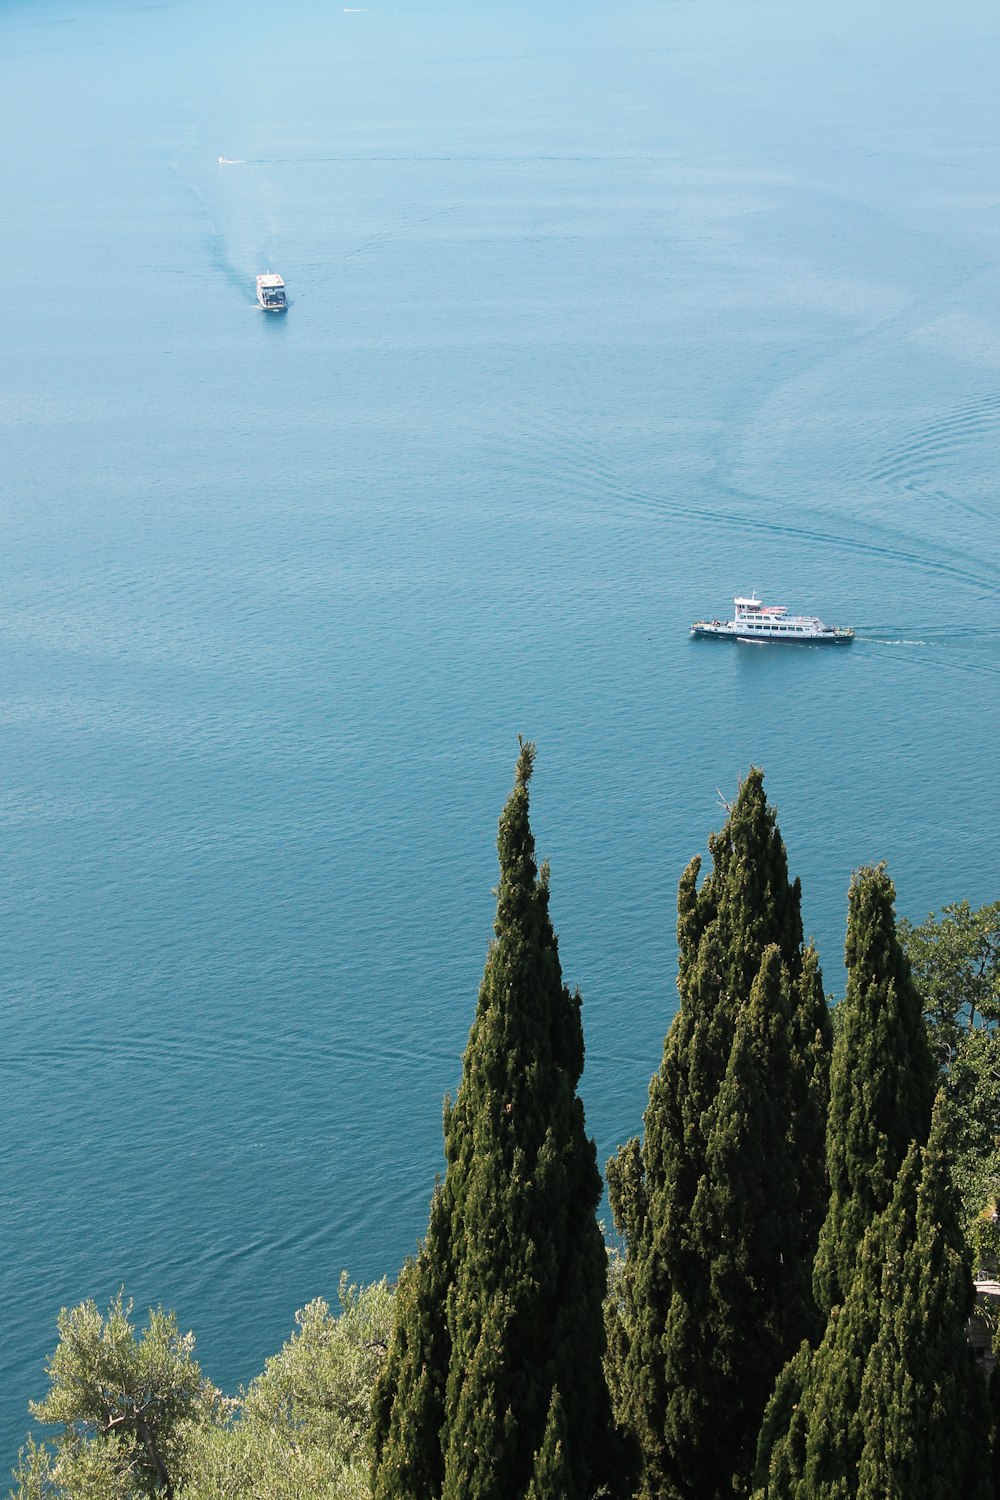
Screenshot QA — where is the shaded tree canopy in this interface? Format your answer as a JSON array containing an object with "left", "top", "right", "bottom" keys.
[
  {"left": 753, "top": 1097, "right": 990, "bottom": 1500},
  {"left": 606, "top": 769, "right": 831, "bottom": 1500},
  {"left": 370, "top": 741, "right": 620, "bottom": 1500},
  {"left": 812, "top": 863, "right": 936, "bottom": 1316}
]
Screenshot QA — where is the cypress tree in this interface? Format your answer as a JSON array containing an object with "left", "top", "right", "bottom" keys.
[
  {"left": 751, "top": 1342, "right": 812, "bottom": 1498},
  {"left": 370, "top": 742, "right": 617, "bottom": 1500},
  {"left": 856, "top": 1095, "right": 990, "bottom": 1500},
  {"left": 607, "top": 770, "right": 831, "bottom": 1500},
  {"left": 756, "top": 863, "right": 940, "bottom": 1495},
  {"left": 753, "top": 1099, "right": 991, "bottom": 1500},
  {"left": 684, "top": 945, "right": 823, "bottom": 1491},
  {"left": 369, "top": 1188, "right": 452, "bottom": 1498},
  {"left": 525, "top": 1390, "right": 572, "bottom": 1500},
  {"left": 752, "top": 1143, "right": 921, "bottom": 1500},
  {"left": 788, "top": 944, "right": 834, "bottom": 1260},
  {"left": 812, "top": 863, "right": 937, "bottom": 1315}
]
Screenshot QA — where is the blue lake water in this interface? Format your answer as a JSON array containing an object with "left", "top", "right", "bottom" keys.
[{"left": 1, "top": 0, "right": 998, "bottom": 1469}]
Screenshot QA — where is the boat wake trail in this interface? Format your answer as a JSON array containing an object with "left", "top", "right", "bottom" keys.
[
  {"left": 855, "top": 632, "right": 1000, "bottom": 681},
  {"left": 638, "top": 483, "right": 1000, "bottom": 600},
  {"left": 864, "top": 390, "right": 1000, "bottom": 487}
]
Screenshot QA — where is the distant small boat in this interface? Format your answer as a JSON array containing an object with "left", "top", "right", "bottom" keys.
[
  {"left": 256, "top": 273, "right": 287, "bottom": 312},
  {"left": 691, "top": 593, "right": 854, "bottom": 644}
]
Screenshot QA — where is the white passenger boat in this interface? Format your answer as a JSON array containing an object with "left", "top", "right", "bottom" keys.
[
  {"left": 256, "top": 273, "right": 287, "bottom": 312},
  {"left": 691, "top": 593, "right": 854, "bottom": 644}
]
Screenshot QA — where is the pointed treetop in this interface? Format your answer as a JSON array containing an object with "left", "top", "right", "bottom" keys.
[
  {"left": 845, "top": 861, "right": 897, "bottom": 968},
  {"left": 516, "top": 737, "right": 536, "bottom": 788},
  {"left": 496, "top": 742, "right": 542, "bottom": 938},
  {"left": 917, "top": 1089, "right": 965, "bottom": 1254},
  {"left": 813, "top": 859, "right": 936, "bottom": 1314},
  {"left": 372, "top": 737, "right": 614, "bottom": 1500},
  {"left": 608, "top": 767, "right": 825, "bottom": 1500},
  {"left": 526, "top": 1388, "right": 572, "bottom": 1500},
  {"left": 705, "top": 766, "right": 804, "bottom": 1000}
]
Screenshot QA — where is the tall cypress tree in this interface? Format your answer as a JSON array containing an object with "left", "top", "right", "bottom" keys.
[
  {"left": 812, "top": 863, "right": 937, "bottom": 1315},
  {"left": 607, "top": 770, "right": 831, "bottom": 1500},
  {"left": 756, "top": 863, "right": 940, "bottom": 1495},
  {"left": 856, "top": 1096, "right": 990, "bottom": 1499},
  {"left": 370, "top": 742, "right": 617, "bottom": 1500},
  {"left": 752, "top": 1142, "right": 922, "bottom": 1500},
  {"left": 369, "top": 1188, "right": 453, "bottom": 1498},
  {"left": 752, "top": 1099, "right": 991, "bottom": 1500},
  {"left": 685, "top": 945, "right": 825, "bottom": 1489}
]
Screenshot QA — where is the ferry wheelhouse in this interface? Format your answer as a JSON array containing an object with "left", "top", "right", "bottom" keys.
[{"left": 691, "top": 593, "right": 854, "bottom": 644}]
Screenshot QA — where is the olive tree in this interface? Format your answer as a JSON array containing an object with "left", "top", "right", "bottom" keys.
[
  {"left": 13, "top": 1291, "right": 215, "bottom": 1500},
  {"left": 180, "top": 1275, "right": 393, "bottom": 1500},
  {"left": 901, "top": 898, "right": 1000, "bottom": 1248}
]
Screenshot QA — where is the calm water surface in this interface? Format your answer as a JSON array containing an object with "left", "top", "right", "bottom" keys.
[{"left": 1, "top": 0, "right": 998, "bottom": 1467}]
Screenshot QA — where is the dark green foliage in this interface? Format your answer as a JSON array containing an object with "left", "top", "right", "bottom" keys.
[
  {"left": 525, "top": 1390, "right": 571, "bottom": 1499},
  {"left": 989, "top": 1365, "right": 1000, "bottom": 1498},
  {"left": 686, "top": 946, "right": 823, "bottom": 1482},
  {"left": 750, "top": 1343, "right": 812, "bottom": 1498},
  {"left": 812, "top": 864, "right": 937, "bottom": 1315},
  {"left": 753, "top": 1100, "right": 991, "bottom": 1500},
  {"left": 370, "top": 743, "right": 618, "bottom": 1500},
  {"left": 752, "top": 1145, "right": 921, "bottom": 1500},
  {"left": 788, "top": 945, "right": 835, "bottom": 1257},
  {"left": 606, "top": 770, "right": 831, "bottom": 1500},
  {"left": 855, "top": 1098, "right": 990, "bottom": 1499},
  {"left": 758, "top": 863, "right": 939, "bottom": 1496},
  {"left": 369, "top": 1191, "right": 452, "bottom": 1499}
]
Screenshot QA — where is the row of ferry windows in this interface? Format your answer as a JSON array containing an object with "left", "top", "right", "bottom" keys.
[{"left": 744, "top": 622, "right": 806, "bottom": 631}]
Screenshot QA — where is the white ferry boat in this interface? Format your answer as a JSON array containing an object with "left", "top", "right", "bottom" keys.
[
  {"left": 256, "top": 273, "right": 287, "bottom": 312},
  {"left": 691, "top": 594, "right": 854, "bottom": 644}
]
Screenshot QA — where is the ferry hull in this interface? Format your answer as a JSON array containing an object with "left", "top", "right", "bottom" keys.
[{"left": 691, "top": 624, "right": 854, "bottom": 644}]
